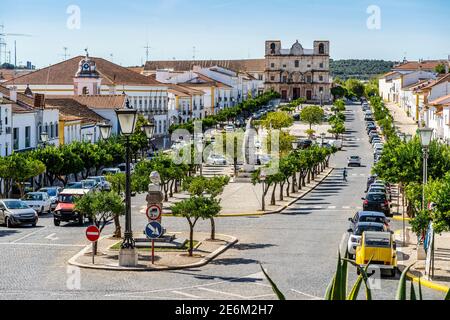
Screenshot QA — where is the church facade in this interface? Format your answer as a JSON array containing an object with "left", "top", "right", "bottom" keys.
[{"left": 264, "top": 40, "right": 331, "bottom": 103}]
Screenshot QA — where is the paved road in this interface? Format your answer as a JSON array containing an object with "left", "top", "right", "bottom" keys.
[{"left": 0, "top": 104, "right": 446, "bottom": 300}]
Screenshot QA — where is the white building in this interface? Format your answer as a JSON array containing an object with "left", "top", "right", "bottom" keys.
[
  {"left": 6, "top": 53, "right": 170, "bottom": 137},
  {"left": 0, "top": 92, "right": 13, "bottom": 157}
]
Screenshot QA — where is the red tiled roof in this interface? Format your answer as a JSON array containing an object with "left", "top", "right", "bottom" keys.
[
  {"left": 45, "top": 97, "right": 106, "bottom": 124},
  {"left": 393, "top": 60, "right": 446, "bottom": 71},
  {"left": 52, "top": 94, "right": 127, "bottom": 109},
  {"left": 7, "top": 56, "right": 163, "bottom": 86},
  {"left": 429, "top": 94, "right": 450, "bottom": 106}
]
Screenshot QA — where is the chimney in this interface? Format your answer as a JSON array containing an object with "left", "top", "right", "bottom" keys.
[
  {"left": 34, "top": 93, "right": 46, "bottom": 109},
  {"left": 10, "top": 86, "right": 17, "bottom": 102}
]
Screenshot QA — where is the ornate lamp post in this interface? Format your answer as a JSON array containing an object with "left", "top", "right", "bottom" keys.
[
  {"left": 142, "top": 120, "right": 156, "bottom": 152},
  {"left": 98, "top": 123, "right": 112, "bottom": 140},
  {"left": 40, "top": 132, "right": 49, "bottom": 147},
  {"left": 116, "top": 107, "right": 138, "bottom": 267},
  {"left": 418, "top": 128, "right": 434, "bottom": 211},
  {"left": 85, "top": 132, "right": 93, "bottom": 143}
]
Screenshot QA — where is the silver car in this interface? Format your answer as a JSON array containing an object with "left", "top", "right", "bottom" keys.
[
  {"left": 0, "top": 199, "right": 38, "bottom": 228},
  {"left": 39, "top": 187, "right": 63, "bottom": 211}
]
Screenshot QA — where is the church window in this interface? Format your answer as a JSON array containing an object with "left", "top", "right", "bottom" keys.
[
  {"left": 82, "top": 87, "right": 89, "bottom": 95},
  {"left": 270, "top": 43, "right": 276, "bottom": 54},
  {"left": 295, "top": 60, "right": 299, "bottom": 68},
  {"left": 319, "top": 75, "right": 324, "bottom": 82},
  {"left": 270, "top": 76, "right": 275, "bottom": 81},
  {"left": 320, "top": 62, "right": 324, "bottom": 68},
  {"left": 270, "top": 63, "right": 275, "bottom": 68}
]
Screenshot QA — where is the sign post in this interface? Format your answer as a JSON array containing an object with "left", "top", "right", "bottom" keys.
[
  {"left": 145, "top": 221, "right": 163, "bottom": 264},
  {"left": 86, "top": 225, "right": 100, "bottom": 265}
]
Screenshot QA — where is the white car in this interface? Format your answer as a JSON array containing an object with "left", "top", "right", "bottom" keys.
[
  {"left": 224, "top": 125, "right": 235, "bottom": 132},
  {"left": 373, "top": 143, "right": 384, "bottom": 150},
  {"left": 22, "top": 192, "right": 52, "bottom": 215},
  {"left": 206, "top": 154, "right": 227, "bottom": 165},
  {"left": 327, "top": 139, "right": 343, "bottom": 150}
]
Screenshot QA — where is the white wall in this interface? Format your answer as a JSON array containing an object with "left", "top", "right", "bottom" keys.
[
  {"left": 12, "top": 112, "right": 37, "bottom": 151},
  {"left": 0, "top": 102, "right": 12, "bottom": 157}
]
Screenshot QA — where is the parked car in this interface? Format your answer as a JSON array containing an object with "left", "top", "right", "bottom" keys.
[
  {"left": 293, "top": 113, "right": 301, "bottom": 121},
  {"left": 297, "top": 139, "right": 313, "bottom": 149},
  {"left": 372, "top": 139, "right": 382, "bottom": 147},
  {"left": 348, "top": 211, "right": 390, "bottom": 232},
  {"left": 81, "top": 179, "right": 98, "bottom": 190},
  {"left": 22, "top": 192, "right": 52, "bottom": 215},
  {"left": 366, "top": 175, "right": 378, "bottom": 192},
  {"left": 256, "top": 154, "right": 272, "bottom": 166},
  {"left": 39, "top": 187, "right": 63, "bottom": 211},
  {"left": 367, "top": 126, "right": 377, "bottom": 134},
  {"left": 0, "top": 199, "right": 38, "bottom": 228},
  {"left": 368, "top": 185, "right": 392, "bottom": 202},
  {"left": 327, "top": 139, "right": 343, "bottom": 150},
  {"left": 364, "top": 115, "right": 374, "bottom": 121},
  {"left": 224, "top": 125, "right": 235, "bottom": 132},
  {"left": 362, "top": 192, "right": 392, "bottom": 217},
  {"left": 206, "top": 154, "right": 227, "bottom": 165},
  {"left": 101, "top": 168, "right": 121, "bottom": 175},
  {"left": 118, "top": 163, "right": 135, "bottom": 174},
  {"left": 53, "top": 189, "right": 93, "bottom": 226},
  {"left": 348, "top": 156, "right": 362, "bottom": 167},
  {"left": 347, "top": 222, "right": 388, "bottom": 258},
  {"left": 87, "top": 176, "right": 111, "bottom": 191},
  {"left": 373, "top": 143, "right": 384, "bottom": 150},
  {"left": 65, "top": 182, "right": 83, "bottom": 189},
  {"left": 355, "top": 231, "right": 397, "bottom": 277},
  {"left": 370, "top": 135, "right": 381, "bottom": 144}
]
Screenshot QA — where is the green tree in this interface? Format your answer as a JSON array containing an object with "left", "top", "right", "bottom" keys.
[
  {"left": 300, "top": 105, "right": 324, "bottom": 130},
  {"left": 105, "top": 173, "right": 126, "bottom": 238},
  {"left": 261, "top": 111, "right": 294, "bottom": 130},
  {"left": 75, "top": 191, "right": 125, "bottom": 254},
  {"left": 345, "top": 78, "right": 365, "bottom": 98},
  {"left": 171, "top": 196, "right": 221, "bottom": 256},
  {"left": 435, "top": 64, "right": 446, "bottom": 74}
]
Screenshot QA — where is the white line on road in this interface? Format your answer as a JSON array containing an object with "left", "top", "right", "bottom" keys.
[
  {"left": 290, "top": 289, "right": 323, "bottom": 300},
  {"left": 328, "top": 206, "right": 336, "bottom": 209},
  {"left": 0, "top": 242, "right": 85, "bottom": 248},
  {"left": 171, "top": 291, "right": 201, "bottom": 299},
  {"left": 10, "top": 226, "right": 48, "bottom": 244},
  {"left": 197, "top": 287, "right": 248, "bottom": 299},
  {"left": 45, "top": 233, "right": 59, "bottom": 241}
]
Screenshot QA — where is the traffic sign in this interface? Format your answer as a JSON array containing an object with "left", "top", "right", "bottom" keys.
[
  {"left": 146, "top": 204, "right": 162, "bottom": 221},
  {"left": 145, "top": 222, "right": 163, "bottom": 239},
  {"left": 85, "top": 225, "right": 100, "bottom": 242}
]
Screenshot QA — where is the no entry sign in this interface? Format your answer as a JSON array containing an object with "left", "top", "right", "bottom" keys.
[
  {"left": 86, "top": 225, "right": 100, "bottom": 242},
  {"left": 146, "top": 204, "right": 162, "bottom": 221}
]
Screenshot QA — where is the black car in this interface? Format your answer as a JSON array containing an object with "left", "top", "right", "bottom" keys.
[
  {"left": 293, "top": 113, "right": 301, "bottom": 121},
  {"left": 297, "top": 139, "right": 313, "bottom": 149},
  {"left": 348, "top": 211, "right": 390, "bottom": 232},
  {"left": 362, "top": 192, "right": 392, "bottom": 217},
  {"left": 369, "top": 134, "right": 380, "bottom": 144}
]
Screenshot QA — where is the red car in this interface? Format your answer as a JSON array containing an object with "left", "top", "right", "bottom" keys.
[{"left": 53, "top": 189, "right": 92, "bottom": 226}]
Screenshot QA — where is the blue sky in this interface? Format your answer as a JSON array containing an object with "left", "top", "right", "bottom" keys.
[{"left": 1, "top": 0, "right": 449, "bottom": 68}]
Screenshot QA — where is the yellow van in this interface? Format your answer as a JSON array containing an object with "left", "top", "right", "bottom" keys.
[{"left": 355, "top": 231, "right": 397, "bottom": 277}]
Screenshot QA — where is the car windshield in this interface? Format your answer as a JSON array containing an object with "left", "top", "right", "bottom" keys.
[
  {"left": 58, "top": 195, "right": 77, "bottom": 203},
  {"left": 67, "top": 183, "right": 82, "bottom": 189},
  {"left": 360, "top": 216, "right": 385, "bottom": 224},
  {"left": 367, "top": 193, "right": 386, "bottom": 201},
  {"left": 365, "top": 236, "right": 391, "bottom": 248},
  {"left": 4, "top": 200, "right": 29, "bottom": 209},
  {"left": 82, "top": 181, "right": 96, "bottom": 188},
  {"left": 355, "top": 225, "right": 384, "bottom": 236},
  {"left": 88, "top": 177, "right": 101, "bottom": 183},
  {"left": 42, "top": 189, "right": 57, "bottom": 196},
  {"left": 23, "top": 193, "right": 43, "bottom": 201}
]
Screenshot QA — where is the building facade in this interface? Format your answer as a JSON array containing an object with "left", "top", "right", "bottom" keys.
[{"left": 264, "top": 40, "right": 331, "bottom": 103}]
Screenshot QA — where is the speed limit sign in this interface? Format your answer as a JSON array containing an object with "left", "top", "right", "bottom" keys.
[{"left": 146, "top": 204, "right": 162, "bottom": 221}]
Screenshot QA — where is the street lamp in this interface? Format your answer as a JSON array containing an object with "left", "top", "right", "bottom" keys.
[
  {"left": 41, "top": 132, "right": 49, "bottom": 146},
  {"left": 85, "top": 132, "right": 93, "bottom": 143},
  {"left": 99, "top": 123, "right": 112, "bottom": 140},
  {"left": 142, "top": 120, "right": 156, "bottom": 152},
  {"left": 115, "top": 107, "right": 138, "bottom": 265},
  {"left": 418, "top": 128, "right": 434, "bottom": 211},
  {"left": 320, "top": 89, "right": 324, "bottom": 108}
]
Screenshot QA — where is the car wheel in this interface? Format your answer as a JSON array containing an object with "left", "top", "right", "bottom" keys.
[
  {"left": 54, "top": 219, "right": 60, "bottom": 226},
  {"left": 390, "top": 268, "right": 397, "bottom": 277},
  {"left": 32, "top": 222, "right": 37, "bottom": 227},
  {"left": 40, "top": 207, "right": 44, "bottom": 215},
  {"left": 5, "top": 217, "right": 12, "bottom": 228}
]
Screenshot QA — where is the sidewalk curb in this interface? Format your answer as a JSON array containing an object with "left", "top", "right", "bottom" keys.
[
  {"left": 68, "top": 234, "right": 238, "bottom": 272},
  {"left": 395, "top": 229, "right": 450, "bottom": 294},
  {"left": 162, "top": 168, "right": 334, "bottom": 218},
  {"left": 392, "top": 216, "right": 412, "bottom": 222}
]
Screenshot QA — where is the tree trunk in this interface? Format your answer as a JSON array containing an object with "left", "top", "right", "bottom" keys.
[
  {"left": 210, "top": 218, "right": 216, "bottom": 240},
  {"left": 271, "top": 184, "right": 277, "bottom": 205},
  {"left": 279, "top": 182, "right": 284, "bottom": 201},
  {"left": 113, "top": 215, "right": 122, "bottom": 238},
  {"left": 292, "top": 175, "right": 297, "bottom": 193},
  {"left": 286, "top": 181, "right": 290, "bottom": 197},
  {"left": 307, "top": 171, "right": 311, "bottom": 184},
  {"left": 174, "top": 180, "right": 179, "bottom": 193},
  {"left": 169, "top": 180, "right": 174, "bottom": 197}
]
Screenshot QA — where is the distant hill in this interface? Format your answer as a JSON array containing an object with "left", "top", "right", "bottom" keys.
[{"left": 330, "top": 59, "right": 396, "bottom": 81}]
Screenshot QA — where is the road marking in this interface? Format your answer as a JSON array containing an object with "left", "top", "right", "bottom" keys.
[
  {"left": 45, "top": 233, "right": 59, "bottom": 241},
  {"left": 328, "top": 206, "right": 336, "bottom": 209},
  {"left": 0, "top": 242, "right": 85, "bottom": 248},
  {"left": 197, "top": 287, "right": 247, "bottom": 299},
  {"left": 10, "top": 226, "right": 48, "bottom": 244},
  {"left": 342, "top": 206, "right": 351, "bottom": 209},
  {"left": 291, "top": 289, "right": 323, "bottom": 300},
  {"left": 171, "top": 291, "right": 201, "bottom": 299}
]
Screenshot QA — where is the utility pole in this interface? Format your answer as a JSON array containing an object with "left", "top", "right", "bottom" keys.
[{"left": 144, "top": 43, "right": 151, "bottom": 62}]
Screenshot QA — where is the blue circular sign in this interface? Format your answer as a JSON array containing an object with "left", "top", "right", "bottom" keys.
[{"left": 145, "top": 222, "right": 163, "bottom": 239}]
